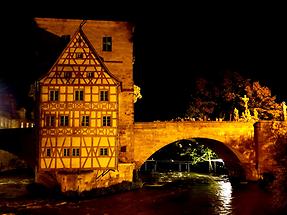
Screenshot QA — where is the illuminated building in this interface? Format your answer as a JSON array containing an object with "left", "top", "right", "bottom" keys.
[{"left": 35, "top": 18, "right": 135, "bottom": 191}]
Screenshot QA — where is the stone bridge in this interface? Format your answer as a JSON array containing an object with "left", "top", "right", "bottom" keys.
[
  {"left": 133, "top": 121, "right": 279, "bottom": 181},
  {"left": 0, "top": 121, "right": 281, "bottom": 182}
]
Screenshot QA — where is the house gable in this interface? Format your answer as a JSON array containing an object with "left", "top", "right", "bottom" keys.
[{"left": 39, "top": 27, "right": 121, "bottom": 87}]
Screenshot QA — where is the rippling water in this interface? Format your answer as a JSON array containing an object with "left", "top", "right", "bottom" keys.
[{"left": 0, "top": 174, "right": 276, "bottom": 215}]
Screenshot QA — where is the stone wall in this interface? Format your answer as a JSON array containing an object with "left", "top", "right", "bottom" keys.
[
  {"left": 36, "top": 163, "right": 135, "bottom": 193},
  {"left": 254, "top": 120, "right": 286, "bottom": 175}
]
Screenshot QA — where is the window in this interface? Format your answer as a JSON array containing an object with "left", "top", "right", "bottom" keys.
[
  {"left": 81, "top": 116, "right": 90, "bottom": 126},
  {"left": 64, "top": 72, "right": 71, "bottom": 79},
  {"left": 103, "top": 36, "right": 112, "bottom": 51},
  {"left": 49, "top": 90, "right": 59, "bottom": 101},
  {"left": 46, "top": 148, "right": 51, "bottom": 157},
  {"left": 120, "top": 146, "right": 127, "bottom": 152},
  {"left": 87, "top": 72, "right": 94, "bottom": 78},
  {"left": 77, "top": 37, "right": 82, "bottom": 44},
  {"left": 102, "top": 116, "right": 111, "bottom": 126},
  {"left": 63, "top": 148, "right": 70, "bottom": 156},
  {"left": 75, "top": 52, "right": 83, "bottom": 59},
  {"left": 100, "top": 90, "right": 109, "bottom": 101},
  {"left": 100, "top": 148, "right": 108, "bottom": 156},
  {"left": 45, "top": 115, "right": 55, "bottom": 127},
  {"left": 72, "top": 148, "right": 80, "bottom": 156},
  {"left": 75, "top": 90, "right": 84, "bottom": 101},
  {"left": 60, "top": 115, "right": 69, "bottom": 126}
]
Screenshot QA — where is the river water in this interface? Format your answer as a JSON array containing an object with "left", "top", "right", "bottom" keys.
[{"left": 0, "top": 173, "right": 280, "bottom": 215}]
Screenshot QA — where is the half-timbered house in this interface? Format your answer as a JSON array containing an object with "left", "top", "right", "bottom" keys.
[{"left": 35, "top": 18, "right": 135, "bottom": 191}]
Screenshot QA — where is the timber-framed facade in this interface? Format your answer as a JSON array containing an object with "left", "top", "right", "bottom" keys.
[{"left": 35, "top": 18, "right": 135, "bottom": 191}]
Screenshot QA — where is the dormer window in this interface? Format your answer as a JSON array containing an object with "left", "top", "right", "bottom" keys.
[{"left": 103, "top": 36, "right": 112, "bottom": 52}]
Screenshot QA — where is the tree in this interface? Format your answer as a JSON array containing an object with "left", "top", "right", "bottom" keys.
[
  {"left": 245, "top": 81, "right": 281, "bottom": 120},
  {"left": 175, "top": 139, "right": 218, "bottom": 171},
  {"left": 185, "top": 78, "right": 218, "bottom": 120},
  {"left": 185, "top": 70, "right": 282, "bottom": 121}
]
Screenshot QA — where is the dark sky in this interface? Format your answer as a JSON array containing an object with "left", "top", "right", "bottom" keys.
[{"left": 2, "top": 2, "right": 287, "bottom": 121}]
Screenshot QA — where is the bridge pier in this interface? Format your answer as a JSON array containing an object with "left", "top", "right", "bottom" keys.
[
  {"left": 242, "top": 163, "right": 260, "bottom": 181},
  {"left": 254, "top": 121, "right": 281, "bottom": 178}
]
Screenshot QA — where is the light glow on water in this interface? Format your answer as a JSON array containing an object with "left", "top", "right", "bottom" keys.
[
  {"left": 0, "top": 174, "right": 273, "bottom": 214},
  {"left": 215, "top": 181, "right": 233, "bottom": 214}
]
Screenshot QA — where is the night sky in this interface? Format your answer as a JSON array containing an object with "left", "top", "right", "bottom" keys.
[{"left": 2, "top": 2, "right": 286, "bottom": 121}]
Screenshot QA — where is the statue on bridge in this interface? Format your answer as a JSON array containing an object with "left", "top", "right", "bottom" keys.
[
  {"left": 235, "top": 95, "right": 258, "bottom": 122},
  {"left": 237, "top": 96, "right": 286, "bottom": 122},
  {"left": 241, "top": 95, "right": 252, "bottom": 121},
  {"left": 233, "top": 108, "right": 239, "bottom": 121},
  {"left": 241, "top": 94, "right": 249, "bottom": 111}
]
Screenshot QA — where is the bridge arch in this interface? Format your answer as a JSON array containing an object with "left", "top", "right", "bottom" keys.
[
  {"left": 136, "top": 137, "right": 248, "bottom": 180},
  {"left": 133, "top": 121, "right": 258, "bottom": 181}
]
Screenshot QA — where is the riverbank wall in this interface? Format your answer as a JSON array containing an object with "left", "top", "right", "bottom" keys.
[{"left": 35, "top": 163, "right": 135, "bottom": 193}]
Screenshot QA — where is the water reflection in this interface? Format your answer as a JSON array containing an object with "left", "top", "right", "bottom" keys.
[
  {"left": 0, "top": 174, "right": 274, "bottom": 215},
  {"left": 214, "top": 181, "right": 233, "bottom": 215}
]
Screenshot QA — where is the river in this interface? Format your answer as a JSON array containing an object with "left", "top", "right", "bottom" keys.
[{"left": 0, "top": 172, "right": 280, "bottom": 215}]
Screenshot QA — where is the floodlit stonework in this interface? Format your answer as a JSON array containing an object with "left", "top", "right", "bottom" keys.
[
  {"left": 35, "top": 18, "right": 135, "bottom": 191},
  {"left": 30, "top": 17, "right": 283, "bottom": 193}
]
